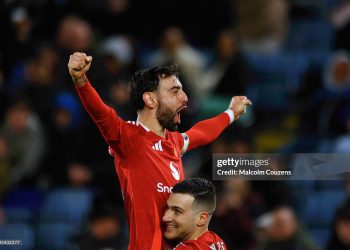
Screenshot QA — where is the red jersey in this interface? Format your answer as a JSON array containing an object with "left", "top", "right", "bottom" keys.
[
  {"left": 173, "top": 231, "right": 227, "bottom": 250},
  {"left": 111, "top": 121, "right": 187, "bottom": 250},
  {"left": 76, "top": 81, "right": 233, "bottom": 250}
]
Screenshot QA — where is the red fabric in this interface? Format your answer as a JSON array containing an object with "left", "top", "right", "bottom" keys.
[
  {"left": 76, "top": 81, "right": 231, "bottom": 250},
  {"left": 185, "top": 112, "right": 230, "bottom": 151},
  {"left": 77, "top": 82, "right": 185, "bottom": 250},
  {"left": 174, "top": 231, "right": 227, "bottom": 250}
]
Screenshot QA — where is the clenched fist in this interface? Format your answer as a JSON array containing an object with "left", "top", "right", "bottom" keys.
[
  {"left": 68, "top": 52, "right": 92, "bottom": 87},
  {"left": 228, "top": 96, "right": 252, "bottom": 121}
]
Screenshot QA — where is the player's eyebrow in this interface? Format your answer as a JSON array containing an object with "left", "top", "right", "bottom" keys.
[
  {"left": 169, "top": 86, "right": 181, "bottom": 91},
  {"left": 169, "top": 205, "right": 184, "bottom": 212}
]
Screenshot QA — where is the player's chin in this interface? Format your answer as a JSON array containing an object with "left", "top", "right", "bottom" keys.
[{"left": 164, "top": 230, "right": 178, "bottom": 241}]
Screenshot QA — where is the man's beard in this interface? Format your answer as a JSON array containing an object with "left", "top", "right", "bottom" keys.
[{"left": 156, "top": 101, "right": 179, "bottom": 132}]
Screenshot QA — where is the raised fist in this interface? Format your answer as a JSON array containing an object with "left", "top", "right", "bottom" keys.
[
  {"left": 228, "top": 96, "right": 252, "bottom": 121},
  {"left": 68, "top": 52, "right": 92, "bottom": 83}
]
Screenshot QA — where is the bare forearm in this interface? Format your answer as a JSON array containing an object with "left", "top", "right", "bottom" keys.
[{"left": 73, "top": 75, "right": 88, "bottom": 88}]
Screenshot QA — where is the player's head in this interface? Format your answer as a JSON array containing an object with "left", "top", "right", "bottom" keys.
[
  {"left": 129, "top": 65, "right": 188, "bottom": 131},
  {"left": 163, "top": 178, "right": 216, "bottom": 242}
]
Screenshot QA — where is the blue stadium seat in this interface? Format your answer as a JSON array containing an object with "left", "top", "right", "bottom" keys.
[
  {"left": 303, "top": 190, "right": 348, "bottom": 226},
  {"left": 37, "top": 222, "right": 76, "bottom": 250},
  {"left": 309, "top": 228, "right": 330, "bottom": 249},
  {"left": 288, "top": 20, "right": 334, "bottom": 51},
  {"left": 40, "top": 188, "right": 93, "bottom": 226},
  {"left": 313, "top": 180, "right": 346, "bottom": 191},
  {"left": 4, "top": 207, "right": 33, "bottom": 224},
  {"left": 291, "top": 0, "right": 341, "bottom": 19},
  {"left": 3, "top": 187, "right": 44, "bottom": 214},
  {"left": 327, "top": 0, "right": 341, "bottom": 7},
  {"left": 304, "top": 50, "right": 331, "bottom": 67},
  {"left": 244, "top": 52, "right": 309, "bottom": 112},
  {"left": 0, "top": 223, "right": 34, "bottom": 250}
]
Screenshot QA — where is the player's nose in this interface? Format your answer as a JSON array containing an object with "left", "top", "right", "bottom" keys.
[
  {"left": 180, "top": 90, "right": 188, "bottom": 105},
  {"left": 162, "top": 210, "right": 172, "bottom": 222}
]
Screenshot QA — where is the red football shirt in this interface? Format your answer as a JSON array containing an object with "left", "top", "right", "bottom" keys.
[
  {"left": 76, "top": 81, "right": 233, "bottom": 250},
  {"left": 173, "top": 231, "right": 227, "bottom": 250},
  {"left": 111, "top": 120, "right": 187, "bottom": 250}
]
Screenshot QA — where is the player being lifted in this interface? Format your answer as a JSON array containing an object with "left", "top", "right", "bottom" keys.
[
  {"left": 163, "top": 178, "right": 226, "bottom": 250},
  {"left": 68, "top": 52, "right": 252, "bottom": 250}
]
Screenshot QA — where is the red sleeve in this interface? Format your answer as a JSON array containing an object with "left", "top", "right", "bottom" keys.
[
  {"left": 75, "top": 81, "right": 122, "bottom": 146},
  {"left": 184, "top": 112, "right": 232, "bottom": 152}
]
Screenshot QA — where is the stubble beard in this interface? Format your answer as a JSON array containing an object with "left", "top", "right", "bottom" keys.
[{"left": 156, "top": 101, "right": 179, "bottom": 132}]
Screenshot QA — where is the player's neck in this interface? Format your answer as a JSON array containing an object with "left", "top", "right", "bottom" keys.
[
  {"left": 137, "top": 112, "right": 166, "bottom": 137},
  {"left": 186, "top": 227, "right": 208, "bottom": 241}
]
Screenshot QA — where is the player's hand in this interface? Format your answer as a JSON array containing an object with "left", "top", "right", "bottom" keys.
[
  {"left": 228, "top": 96, "right": 252, "bottom": 121},
  {"left": 68, "top": 52, "right": 92, "bottom": 86}
]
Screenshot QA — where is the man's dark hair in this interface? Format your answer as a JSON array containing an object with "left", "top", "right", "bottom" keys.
[
  {"left": 172, "top": 178, "right": 216, "bottom": 214},
  {"left": 129, "top": 65, "right": 179, "bottom": 111}
]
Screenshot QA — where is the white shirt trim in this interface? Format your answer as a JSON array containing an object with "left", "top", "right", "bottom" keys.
[
  {"left": 224, "top": 109, "right": 234, "bottom": 124},
  {"left": 181, "top": 133, "right": 190, "bottom": 157},
  {"left": 136, "top": 121, "right": 150, "bottom": 132}
]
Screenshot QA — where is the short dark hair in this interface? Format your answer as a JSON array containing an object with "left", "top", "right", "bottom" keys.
[
  {"left": 129, "top": 65, "right": 179, "bottom": 111},
  {"left": 172, "top": 178, "right": 216, "bottom": 214}
]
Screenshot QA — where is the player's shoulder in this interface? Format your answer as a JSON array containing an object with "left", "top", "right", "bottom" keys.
[
  {"left": 173, "top": 241, "right": 201, "bottom": 250},
  {"left": 167, "top": 130, "right": 182, "bottom": 138},
  {"left": 173, "top": 240, "right": 221, "bottom": 250},
  {"left": 125, "top": 120, "right": 139, "bottom": 127},
  {"left": 174, "top": 231, "right": 226, "bottom": 250},
  {"left": 168, "top": 131, "right": 189, "bottom": 146},
  {"left": 124, "top": 120, "right": 149, "bottom": 133}
]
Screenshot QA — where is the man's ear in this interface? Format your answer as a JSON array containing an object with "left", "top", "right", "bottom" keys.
[
  {"left": 143, "top": 92, "right": 158, "bottom": 109},
  {"left": 197, "top": 212, "right": 210, "bottom": 227}
]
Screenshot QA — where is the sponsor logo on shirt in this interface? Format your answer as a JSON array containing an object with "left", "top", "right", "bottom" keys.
[
  {"left": 157, "top": 182, "right": 173, "bottom": 193},
  {"left": 156, "top": 162, "right": 180, "bottom": 193},
  {"left": 170, "top": 161, "right": 180, "bottom": 180}
]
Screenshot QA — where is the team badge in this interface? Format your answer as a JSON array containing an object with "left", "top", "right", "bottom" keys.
[{"left": 173, "top": 147, "right": 178, "bottom": 157}]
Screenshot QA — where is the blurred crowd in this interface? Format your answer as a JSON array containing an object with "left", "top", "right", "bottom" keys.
[{"left": 1, "top": 0, "right": 350, "bottom": 249}]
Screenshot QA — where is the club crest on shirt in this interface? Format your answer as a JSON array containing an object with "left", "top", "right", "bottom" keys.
[{"left": 173, "top": 147, "right": 178, "bottom": 157}]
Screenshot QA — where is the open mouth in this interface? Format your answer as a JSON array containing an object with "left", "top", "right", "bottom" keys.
[
  {"left": 178, "top": 105, "right": 187, "bottom": 113},
  {"left": 175, "top": 105, "right": 187, "bottom": 124},
  {"left": 165, "top": 224, "right": 177, "bottom": 231}
]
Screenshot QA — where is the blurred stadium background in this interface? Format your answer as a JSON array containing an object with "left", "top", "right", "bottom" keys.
[{"left": 1, "top": 0, "right": 350, "bottom": 249}]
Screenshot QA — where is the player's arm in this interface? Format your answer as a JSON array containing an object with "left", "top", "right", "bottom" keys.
[
  {"left": 182, "top": 96, "right": 252, "bottom": 153},
  {"left": 68, "top": 52, "right": 122, "bottom": 144}
]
